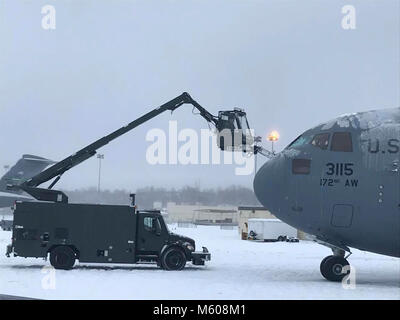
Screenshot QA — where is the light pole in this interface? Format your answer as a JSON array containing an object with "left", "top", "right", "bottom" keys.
[
  {"left": 97, "top": 154, "right": 104, "bottom": 193},
  {"left": 267, "top": 130, "right": 280, "bottom": 154},
  {"left": 254, "top": 136, "right": 262, "bottom": 177}
]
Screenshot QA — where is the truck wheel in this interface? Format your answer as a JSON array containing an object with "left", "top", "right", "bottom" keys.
[
  {"left": 50, "top": 246, "right": 76, "bottom": 270},
  {"left": 161, "top": 248, "right": 186, "bottom": 271}
]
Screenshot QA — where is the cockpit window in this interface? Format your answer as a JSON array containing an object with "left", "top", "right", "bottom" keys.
[
  {"left": 287, "top": 135, "right": 311, "bottom": 149},
  {"left": 331, "top": 132, "right": 353, "bottom": 152},
  {"left": 310, "top": 133, "right": 330, "bottom": 150}
]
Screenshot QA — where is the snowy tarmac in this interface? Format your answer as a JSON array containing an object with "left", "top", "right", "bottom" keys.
[{"left": 0, "top": 225, "right": 399, "bottom": 300}]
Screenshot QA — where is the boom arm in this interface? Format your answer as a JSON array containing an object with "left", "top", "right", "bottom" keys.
[{"left": 9, "top": 92, "right": 220, "bottom": 203}]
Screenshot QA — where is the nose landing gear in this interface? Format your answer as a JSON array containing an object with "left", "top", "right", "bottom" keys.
[
  {"left": 314, "top": 239, "right": 352, "bottom": 282},
  {"left": 320, "top": 247, "right": 352, "bottom": 282},
  {"left": 320, "top": 255, "right": 350, "bottom": 281}
]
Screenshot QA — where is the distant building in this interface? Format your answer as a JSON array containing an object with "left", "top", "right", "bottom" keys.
[
  {"left": 164, "top": 203, "right": 310, "bottom": 240},
  {"left": 238, "top": 206, "right": 275, "bottom": 239},
  {"left": 153, "top": 201, "right": 162, "bottom": 210},
  {"left": 166, "top": 203, "right": 237, "bottom": 225},
  {"left": 238, "top": 206, "right": 310, "bottom": 240},
  {"left": 0, "top": 207, "right": 12, "bottom": 219}
]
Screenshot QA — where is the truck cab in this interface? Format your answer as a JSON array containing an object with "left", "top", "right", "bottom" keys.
[
  {"left": 136, "top": 210, "right": 209, "bottom": 269},
  {"left": 6, "top": 201, "right": 210, "bottom": 271}
]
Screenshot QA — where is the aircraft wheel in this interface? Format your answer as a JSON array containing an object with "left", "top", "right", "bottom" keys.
[
  {"left": 50, "top": 246, "right": 76, "bottom": 270},
  {"left": 320, "top": 255, "right": 333, "bottom": 272},
  {"left": 320, "top": 255, "right": 350, "bottom": 282},
  {"left": 161, "top": 247, "right": 186, "bottom": 271}
]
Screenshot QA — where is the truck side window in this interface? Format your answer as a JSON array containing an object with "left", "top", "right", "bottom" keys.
[
  {"left": 331, "top": 132, "right": 353, "bottom": 152},
  {"left": 310, "top": 133, "right": 330, "bottom": 150},
  {"left": 144, "top": 217, "right": 153, "bottom": 232}
]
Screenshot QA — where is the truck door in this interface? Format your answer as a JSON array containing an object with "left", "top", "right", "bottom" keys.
[{"left": 137, "top": 214, "right": 166, "bottom": 254}]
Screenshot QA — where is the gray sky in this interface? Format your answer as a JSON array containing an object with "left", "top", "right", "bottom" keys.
[{"left": 0, "top": 0, "right": 399, "bottom": 191}]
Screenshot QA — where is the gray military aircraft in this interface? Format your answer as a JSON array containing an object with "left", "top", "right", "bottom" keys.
[
  {"left": 0, "top": 155, "right": 55, "bottom": 208},
  {"left": 253, "top": 107, "right": 399, "bottom": 281}
]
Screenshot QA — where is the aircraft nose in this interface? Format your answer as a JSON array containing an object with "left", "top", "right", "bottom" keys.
[{"left": 253, "top": 154, "right": 287, "bottom": 213}]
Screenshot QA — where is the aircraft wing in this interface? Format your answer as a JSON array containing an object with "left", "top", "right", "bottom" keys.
[
  {"left": 0, "top": 154, "right": 55, "bottom": 193},
  {"left": 0, "top": 191, "right": 33, "bottom": 208}
]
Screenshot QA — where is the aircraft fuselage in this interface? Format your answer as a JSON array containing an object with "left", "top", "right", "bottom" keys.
[{"left": 254, "top": 108, "right": 400, "bottom": 258}]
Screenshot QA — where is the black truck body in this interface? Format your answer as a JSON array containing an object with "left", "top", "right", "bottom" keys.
[{"left": 7, "top": 201, "right": 210, "bottom": 270}]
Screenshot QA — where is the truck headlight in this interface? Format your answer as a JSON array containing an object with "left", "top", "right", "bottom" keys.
[{"left": 184, "top": 243, "right": 195, "bottom": 251}]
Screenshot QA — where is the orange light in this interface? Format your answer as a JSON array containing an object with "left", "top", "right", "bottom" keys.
[{"left": 268, "top": 130, "right": 280, "bottom": 142}]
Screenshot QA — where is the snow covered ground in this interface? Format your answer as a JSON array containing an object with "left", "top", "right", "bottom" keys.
[{"left": 0, "top": 225, "right": 399, "bottom": 300}]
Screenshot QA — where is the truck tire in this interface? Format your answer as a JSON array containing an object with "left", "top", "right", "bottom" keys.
[
  {"left": 161, "top": 247, "right": 186, "bottom": 271},
  {"left": 50, "top": 246, "right": 76, "bottom": 270}
]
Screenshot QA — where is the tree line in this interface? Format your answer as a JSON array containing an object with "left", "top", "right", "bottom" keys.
[{"left": 65, "top": 185, "right": 260, "bottom": 208}]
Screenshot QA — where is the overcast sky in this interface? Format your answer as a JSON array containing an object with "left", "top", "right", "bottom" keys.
[{"left": 0, "top": 0, "right": 399, "bottom": 191}]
